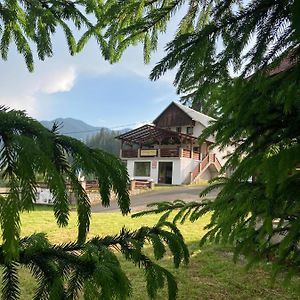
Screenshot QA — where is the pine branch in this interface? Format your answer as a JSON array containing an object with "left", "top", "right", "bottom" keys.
[
  {"left": 0, "top": 221, "right": 189, "bottom": 299},
  {"left": 2, "top": 262, "right": 20, "bottom": 300}
]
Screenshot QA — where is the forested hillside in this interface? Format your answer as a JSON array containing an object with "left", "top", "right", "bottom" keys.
[
  {"left": 40, "top": 118, "right": 127, "bottom": 157},
  {"left": 86, "top": 128, "right": 124, "bottom": 157}
]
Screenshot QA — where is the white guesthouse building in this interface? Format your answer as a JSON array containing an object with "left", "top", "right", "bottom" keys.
[{"left": 117, "top": 102, "right": 228, "bottom": 185}]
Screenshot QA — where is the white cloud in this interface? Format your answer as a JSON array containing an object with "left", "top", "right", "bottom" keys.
[
  {"left": 0, "top": 95, "right": 37, "bottom": 116},
  {"left": 0, "top": 54, "right": 78, "bottom": 118},
  {"left": 0, "top": 9, "right": 183, "bottom": 120},
  {"left": 40, "top": 66, "right": 76, "bottom": 94}
]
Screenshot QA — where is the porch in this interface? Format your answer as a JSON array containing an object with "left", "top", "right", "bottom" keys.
[{"left": 116, "top": 124, "right": 212, "bottom": 161}]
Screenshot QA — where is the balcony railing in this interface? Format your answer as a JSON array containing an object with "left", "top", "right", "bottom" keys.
[
  {"left": 193, "top": 151, "right": 200, "bottom": 160},
  {"left": 160, "top": 148, "right": 180, "bottom": 157},
  {"left": 190, "top": 153, "right": 222, "bottom": 182},
  {"left": 122, "top": 149, "right": 138, "bottom": 158},
  {"left": 182, "top": 148, "right": 191, "bottom": 158},
  {"left": 121, "top": 148, "right": 203, "bottom": 159}
]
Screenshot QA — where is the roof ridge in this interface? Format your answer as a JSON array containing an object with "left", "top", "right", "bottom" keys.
[{"left": 172, "top": 101, "right": 216, "bottom": 121}]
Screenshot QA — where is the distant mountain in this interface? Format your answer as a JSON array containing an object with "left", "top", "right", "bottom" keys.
[
  {"left": 40, "top": 118, "right": 101, "bottom": 141},
  {"left": 40, "top": 118, "right": 130, "bottom": 156}
]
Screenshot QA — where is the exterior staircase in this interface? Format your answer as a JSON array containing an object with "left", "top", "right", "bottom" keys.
[{"left": 190, "top": 153, "right": 222, "bottom": 183}]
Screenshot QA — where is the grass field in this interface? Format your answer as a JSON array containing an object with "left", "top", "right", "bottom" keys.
[{"left": 15, "top": 206, "right": 300, "bottom": 299}]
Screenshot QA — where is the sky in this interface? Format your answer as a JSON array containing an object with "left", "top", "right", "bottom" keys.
[{"left": 0, "top": 16, "right": 181, "bottom": 130}]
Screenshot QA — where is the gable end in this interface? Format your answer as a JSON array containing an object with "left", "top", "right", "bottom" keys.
[{"left": 153, "top": 102, "right": 194, "bottom": 127}]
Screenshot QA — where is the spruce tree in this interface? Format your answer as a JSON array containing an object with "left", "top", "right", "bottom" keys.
[
  {"left": 95, "top": 0, "right": 300, "bottom": 276},
  {"left": 86, "top": 128, "right": 122, "bottom": 157},
  {"left": 2, "top": 0, "right": 300, "bottom": 291},
  {"left": 0, "top": 107, "right": 189, "bottom": 299}
]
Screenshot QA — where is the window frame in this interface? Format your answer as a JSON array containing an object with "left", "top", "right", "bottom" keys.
[
  {"left": 134, "top": 161, "right": 151, "bottom": 177},
  {"left": 186, "top": 126, "right": 193, "bottom": 135}
]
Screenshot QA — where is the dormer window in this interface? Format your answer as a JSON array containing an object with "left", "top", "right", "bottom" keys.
[
  {"left": 176, "top": 127, "right": 181, "bottom": 133},
  {"left": 186, "top": 127, "right": 193, "bottom": 135}
]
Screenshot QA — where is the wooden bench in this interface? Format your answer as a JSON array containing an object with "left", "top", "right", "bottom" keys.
[{"left": 130, "top": 179, "right": 154, "bottom": 190}]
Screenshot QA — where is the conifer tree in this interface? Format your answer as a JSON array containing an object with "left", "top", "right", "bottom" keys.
[
  {"left": 86, "top": 128, "right": 122, "bottom": 157},
  {"left": 0, "top": 2, "right": 191, "bottom": 298},
  {"left": 2, "top": 0, "right": 300, "bottom": 290},
  {"left": 0, "top": 107, "right": 189, "bottom": 299},
  {"left": 94, "top": 0, "right": 300, "bottom": 276}
]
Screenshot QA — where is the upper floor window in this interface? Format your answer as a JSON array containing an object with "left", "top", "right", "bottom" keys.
[
  {"left": 176, "top": 127, "right": 181, "bottom": 133},
  {"left": 186, "top": 127, "right": 193, "bottom": 135}
]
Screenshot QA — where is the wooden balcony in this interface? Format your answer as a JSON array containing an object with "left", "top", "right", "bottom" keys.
[
  {"left": 121, "top": 149, "right": 138, "bottom": 158},
  {"left": 193, "top": 151, "right": 201, "bottom": 160},
  {"left": 182, "top": 148, "right": 191, "bottom": 158},
  {"left": 121, "top": 148, "right": 202, "bottom": 159},
  {"left": 160, "top": 148, "right": 180, "bottom": 157}
]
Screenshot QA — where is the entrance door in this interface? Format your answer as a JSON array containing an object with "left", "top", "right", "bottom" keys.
[{"left": 158, "top": 162, "right": 173, "bottom": 184}]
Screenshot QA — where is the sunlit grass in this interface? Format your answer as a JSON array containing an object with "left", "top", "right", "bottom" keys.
[{"left": 14, "top": 207, "right": 300, "bottom": 299}]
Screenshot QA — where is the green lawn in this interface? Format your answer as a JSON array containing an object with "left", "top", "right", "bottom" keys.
[{"left": 15, "top": 206, "right": 300, "bottom": 299}]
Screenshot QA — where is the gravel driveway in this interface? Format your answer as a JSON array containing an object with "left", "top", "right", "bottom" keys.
[{"left": 91, "top": 185, "right": 218, "bottom": 213}]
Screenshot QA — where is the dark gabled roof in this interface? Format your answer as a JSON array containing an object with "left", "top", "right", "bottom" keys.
[
  {"left": 115, "top": 124, "right": 197, "bottom": 144},
  {"left": 153, "top": 101, "right": 215, "bottom": 128}
]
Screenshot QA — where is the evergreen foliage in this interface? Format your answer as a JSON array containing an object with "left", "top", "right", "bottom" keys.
[
  {"left": 2, "top": 0, "right": 300, "bottom": 290},
  {"left": 133, "top": 64, "right": 300, "bottom": 276},
  {"left": 89, "top": 0, "right": 299, "bottom": 113},
  {"left": 100, "top": 0, "right": 300, "bottom": 277},
  {"left": 0, "top": 0, "right": 109, "bottom": 71},
  {"left": 0, "top": 222, "right": 188, "bottom": 300},
  {"left": 0, "top": 107, "right": 188, "bottom": 299},
  {"left": 86, "top": 128, "right": 123, "bottom": 157}
]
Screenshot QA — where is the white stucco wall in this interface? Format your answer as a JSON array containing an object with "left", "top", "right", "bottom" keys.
[
  {"left": 179, "top": 157, "right": 199, "bottom": 183},
  {"left": 126, "top": 157, "right": 200, "bottom": 185},
  {"left": 192, "top": 121, "right": 235, "bottom": 167},
  {"left": 209, "top": 144, "right": 235, "bottom": 167},
  {"left": 192, "top": 123, "right": 206, "bottom": 137},
  {"left": 171, "top": 160, "right": 181, "bottom": 185}
]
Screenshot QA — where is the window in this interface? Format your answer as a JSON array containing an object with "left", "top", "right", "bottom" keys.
[
  {"left": 186, "top": 127, "right": 193, "bottom": 135},
  {"left": 176, "top": 127, "right": 181, "bottom": 133},
  {"left": 134, "top": 162, "right": 151, "bottom": 176}
]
